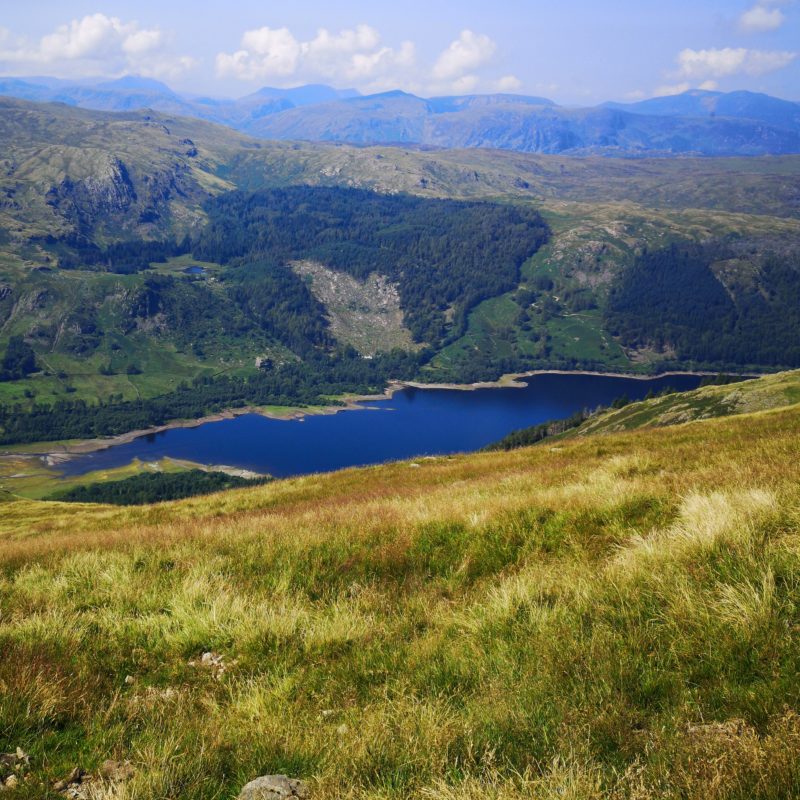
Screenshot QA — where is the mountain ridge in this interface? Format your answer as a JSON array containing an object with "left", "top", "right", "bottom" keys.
[
  {"left": 603, "top": 89, "right": 800, "bottom": 130},
  {"left": 1, "top": 77, "right": 799, "bottom": 156}
]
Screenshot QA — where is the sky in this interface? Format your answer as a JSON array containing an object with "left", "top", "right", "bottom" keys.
[{"left": 0, "top": 1, "right": 798, "bottom": 103}]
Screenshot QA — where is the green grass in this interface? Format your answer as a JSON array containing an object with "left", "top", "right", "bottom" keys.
[
  {"left": 0, "top": 343, "right": 230, "bottom": 407},
  {"left": 0, "top": 455, "right": 202, "bottom": 501},
  {"left": 432, "top": 294, "right": 525, "bottom": 373},
  {"left": 1, "top": 373, "right": 800, "bottom": 798},
  {"left": 542, "top": 310, "right": 628, "bottom": 365},
  {"left": 147, "top": 254, "right": 227, "bottom": 276},
  {"left": 569, "top": 370, "right": 800, "bottom": 438}
]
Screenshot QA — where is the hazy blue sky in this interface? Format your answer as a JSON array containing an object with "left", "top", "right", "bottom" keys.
[{"left": 1, "top": 1, "right": 798, "bottom": 102}]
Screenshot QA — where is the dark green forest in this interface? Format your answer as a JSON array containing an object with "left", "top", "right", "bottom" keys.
[
  {"left": 194, "top": 187, "right": 550, "bottom": 346},
  {"left": 484, "top": 410, "right": 589, "bottom": 451},
  {"left": 225, "top": 261, "right": 333, "bottom": 355},
  {"left": 51, "top": 469, "right": 270, "bottom": 505},
  {"left": 0, "top": 336, "right": 37, "bottom": 382},
  {"left": 606, "top": 242, "right": 800, "bottom": 367},
  {"left": 45, "top": 235, "right": 187, "bottom": 274},
  {"left": 0, "top": 349, "right": 422, "bottom": 444}
]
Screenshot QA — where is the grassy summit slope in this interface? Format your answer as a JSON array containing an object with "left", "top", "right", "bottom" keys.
[
  {"left": 572, "top": 370, "right": 800, "bottom": 437},
  {"left": 2, "top": 375, "right": 800, "bottom": 798}
]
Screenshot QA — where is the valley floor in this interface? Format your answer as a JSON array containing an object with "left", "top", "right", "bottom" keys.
[
  {"left": 1, "top": 381, "right": 800, "bottom": 798},
  {"left": 0, "top": 368, "right": 740, "bottom": 502}
]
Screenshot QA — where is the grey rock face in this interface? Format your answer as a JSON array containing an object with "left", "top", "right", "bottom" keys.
[{"left": 237, "top": 775, "right": 309, "bottom": 800}]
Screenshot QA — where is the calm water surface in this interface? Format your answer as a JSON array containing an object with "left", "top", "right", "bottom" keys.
[{"left": 59, "top": 373, "right": 703, "bottom": 479}]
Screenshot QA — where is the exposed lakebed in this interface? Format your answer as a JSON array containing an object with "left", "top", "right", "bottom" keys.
[{"left": 56, "top": 373, "right": 704, "bottom": 480}]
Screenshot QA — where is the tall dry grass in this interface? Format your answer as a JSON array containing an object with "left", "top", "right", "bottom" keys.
[{"left": 1, "top": 404, "right": 799, "bottom": 798}]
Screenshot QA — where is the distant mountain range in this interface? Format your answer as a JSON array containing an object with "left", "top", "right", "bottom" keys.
[{"left": 1, "top": 76, "right": 799, "bottom": 156}]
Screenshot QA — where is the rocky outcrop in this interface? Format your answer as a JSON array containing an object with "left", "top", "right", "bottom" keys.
[
  {"left": 50, "top": 157, "right": 137, "bottom": 223},
  {"left": 0, "top": 748, "right": 29, "bottom": 790},
  {"left": 81, "top": 158, "right": 138, "bottom": 214},
  {"left": 53, "top": 760, "right": 135, "bottom": 797},
  {"left": 237, "top": 775, "right": 309, "bottom": 800}
]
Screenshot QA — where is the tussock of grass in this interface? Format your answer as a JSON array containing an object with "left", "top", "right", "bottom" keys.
[{"left": 1, "top": 395, "right": 800, "bottom": 798}]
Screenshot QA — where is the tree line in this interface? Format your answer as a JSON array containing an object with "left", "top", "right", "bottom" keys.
[
  {"left": 0, "top": 349, "right": 423, "bottom": 445},
  {"left": 42, "top": 234, "right": 188, "bottom": 274},
  {"left": 193, "top": 186, "right": 550, "bottom": 347},
  {"left": 606, "top": 241, "right": 800, "bottom": 367},
  {"left": 51, "top": 469, "right": 270, "bottom": 505}
]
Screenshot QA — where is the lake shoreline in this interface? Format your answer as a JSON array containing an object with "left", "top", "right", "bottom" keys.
[
  {"left": 399, "top": 368, "right": 753, "bottom": 392},
  {"left": 2, "top": 368, "right": 751, "bottom": 462}
]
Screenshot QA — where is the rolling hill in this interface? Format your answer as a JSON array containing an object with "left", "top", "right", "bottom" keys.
[
  {"left": 571, "top": 369, "right": 800, "bottom": 436},
  {"left": 488, "top": 370, "right": 800, "bottom": 451},
  {"left": 2, "top": 96, "right": 799, "bottom": 252}
]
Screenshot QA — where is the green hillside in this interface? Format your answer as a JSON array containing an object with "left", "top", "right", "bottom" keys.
[
  {"left": 572, "top": 370, "right": 800, "bottom": 437},
  {"left": 0, "top": 99, "right": 799, "bottom": 442},
  {"left": 488, "top": 370, "right": 800, "bottom": 451},
  {"left": 2, "top": 372, "right": 800, "bottom": 798}
]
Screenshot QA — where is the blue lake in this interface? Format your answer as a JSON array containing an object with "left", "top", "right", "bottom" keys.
[{"left": 59, "top": 373, "right": 704, "bottom": 479}]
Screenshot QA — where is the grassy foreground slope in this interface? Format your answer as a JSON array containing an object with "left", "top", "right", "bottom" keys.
[{"left": 2, "top": 381, "right": 800, "bottom": 798}]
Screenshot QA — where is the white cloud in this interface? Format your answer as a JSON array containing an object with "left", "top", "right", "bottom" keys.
[
  {"left": 451, "top": 75, "right": 480, "bottom": 94},
  {"left": 432, "top": 30, "right": 495, "bottom": 81},
  {"left": 122, "top": 28, "right": 163, "bottom": 56},
  {"left": 652, "top": 81, "right": 719, "bottom": 97},
  {"left": 306, "top": 24, "right": 381, "bottom": 62},
  {"left": 740, "top": 4, "right": 786, "bottom": 32},
  {"left": 648, "top": 36, "right": 796, "bottom": 99},
  {"left": 216, "top": 25, "right": 415, "bottom": 88},
  {"left": 0, "top": 13, "right": 193, "bottom": 79},
  {"left": 217, "top": 27, "right": 301, "bottom": 79},
  {"left": 676, "top": 47, "right": 797, "bottom": 79},
  {"left": 217, "top": 25, "right": 507, "bottom": 95},
  {"left": 493, "top": 74, "right": 523, "bottom": 93},
  {"left": 654, "top": 81, "right": 692, "bottom": 97},
  {"left": 40, "top": 15, "right": 137, "bottom": 60},
  {"left": 739, "top": 0, "right": 791, "bottom": 32},
  {"left": 139, "top": 54, "right": 198, "bottom": 82},
  {"left": 349, "top": 42, "right": 416, "bottom": 81}
]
